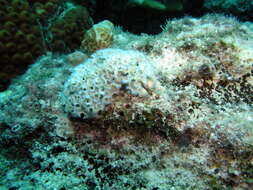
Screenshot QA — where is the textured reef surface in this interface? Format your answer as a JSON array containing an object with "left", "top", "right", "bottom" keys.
[
  {"left": 0, "top": 14, "right": 253, "bottom": 190},
  {"left": 204, "top": 0, "right": 253, "bottom": 16}
]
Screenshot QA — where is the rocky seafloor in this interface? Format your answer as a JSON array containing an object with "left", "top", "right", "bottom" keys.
[{"left": 0, "top": 14, "right": 253, "bottom": 190}]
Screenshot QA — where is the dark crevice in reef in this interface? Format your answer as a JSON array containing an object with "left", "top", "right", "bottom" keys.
[
  {"left": 85, "top": 0, "right": 253, "bottom": 35},
  {"left": 88, "top": 0, "right": 205, "bottom": 34}
]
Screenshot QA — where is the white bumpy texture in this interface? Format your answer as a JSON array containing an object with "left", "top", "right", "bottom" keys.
[{"left": 61, "top": 48, "right": 162, "bottom": 119}]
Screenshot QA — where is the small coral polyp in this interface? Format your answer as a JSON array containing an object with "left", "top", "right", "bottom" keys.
[
  {"left": 81, "top": 20, "right": 114, "bottom": 53},
  {"left": 61, "top": 48, "right": 164, "bottom": 119}
]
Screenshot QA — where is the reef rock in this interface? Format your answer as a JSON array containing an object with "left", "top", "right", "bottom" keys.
[{"left": 0, "top": 14, "right": 253, "bottom": 190}]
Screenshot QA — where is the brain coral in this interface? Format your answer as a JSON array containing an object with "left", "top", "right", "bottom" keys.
[
  {"left": 61, "top": 48, "right": 164, "bottom": 119},
  {"left": 28, "top": 0, "right": 61, "bottom": 23},
  {"left": 0, "top": 0, "right": 43, "bottom": 91},
  {"left": 48, "top": 4, "right": 92, "bottom": 52},
  {"left": 0, "top": 0, "right": 93, "bottom": 91}
]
